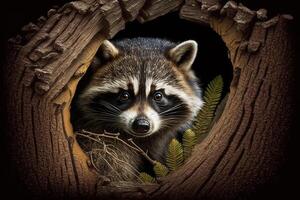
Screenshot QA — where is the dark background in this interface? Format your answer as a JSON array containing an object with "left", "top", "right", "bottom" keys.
[{"left": 0, "top": 0, "right": 298, "bottom": 199}]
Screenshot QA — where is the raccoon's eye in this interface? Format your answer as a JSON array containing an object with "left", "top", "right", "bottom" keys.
[
  {"left": 153, "top": 91, "right": 163, "bottom": 101},
  {"left": 118, "top": 91, "right": 130, "bottom": 102}
]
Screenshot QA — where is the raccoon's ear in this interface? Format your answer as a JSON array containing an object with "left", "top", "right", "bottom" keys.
[
  {"left": 167, "top": 40, "right": 198, "bottom": 71},
  {"left": 98, "top": 40, "right": 119, "bottom": 61}
]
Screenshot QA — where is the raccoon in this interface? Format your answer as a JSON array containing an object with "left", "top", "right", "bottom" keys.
[{"left": 71, "top": 38, "right": 203, "bottom": 182}]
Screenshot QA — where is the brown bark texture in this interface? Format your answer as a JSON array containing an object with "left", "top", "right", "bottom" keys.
[{"left": 3, "top": 0, "right": 296, "bottom": 199}]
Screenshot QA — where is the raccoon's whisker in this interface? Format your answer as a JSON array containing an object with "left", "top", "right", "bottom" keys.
[
  {"left": 91, "top": 111, "right": 118, "bottom": 118},
  {"left": 91, "top": 101, "right": 121, "bottom": 115},
  {"left": 162, "top": 110, "right": 186, "bottom": 115},
  {"left": 160, "top": 106, "right": 188, "bottom": 115},
  {"left": 88, "top": 111, "right": 115, "bottom": 116},
  {"left": 160, "top": 120, "right": 180, "bottom": 126},
  {"left": 93, "top": 107, "right": 120, "bottom": 115},
  {"left": 78, "top": 119, "right": 117, "bottom": 130},
  {"left": 97, "top": 101, "right": 121, "bottom": 112},
  {"left": 159, "top": 103, "right": 185, "bottom": 115},
  {"left": 161, "top": 123, "right": 182, "bottom": 129},
  {"left": 159, "top": 124, "right": 173, "bottom": 129},
  {"left": 161, "top": 111, "right": 188, "bottom": 117},
  {"left": 160, "top": 117, "right": 189, "bottom": 125},
  {"left": 166, "top": 103, "right": 184, "bottom": 110},
  {"left": 161, "top": 116, "right": 187, "bottom": 120},
  {"left": 89, "top": 109, "right": 119, "bottom": 117},
  {"left": 81, "top": 115, "right": 116, "bottom": 123},
  {"left": 163, "top": 114, "right": 189, "bottom": 118}
]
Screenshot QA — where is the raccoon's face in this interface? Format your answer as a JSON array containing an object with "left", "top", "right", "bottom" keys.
[{"left": 76, "top": 38, "right": 203, "bottom": 137}]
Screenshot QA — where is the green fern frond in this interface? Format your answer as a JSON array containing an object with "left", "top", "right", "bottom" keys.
[
  {"left": 166, "top": 139, "right": 184, "bottom": 171},
  {"left": 139, "top": 172, "right": 155, "bottom": 183},
  {"left": 182, "top": 129, "right": 197, "bottom": 160},
  {"left": 153, "top": 161, "right": 169, "bottom": 177},
  {"left": 192, "top": 75, "right": 223, "bottom": 140}
]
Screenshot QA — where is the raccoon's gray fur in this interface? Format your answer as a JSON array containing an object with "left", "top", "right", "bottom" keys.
[{"left": 72, "top": 37, "right": 203, "bottom": 182}]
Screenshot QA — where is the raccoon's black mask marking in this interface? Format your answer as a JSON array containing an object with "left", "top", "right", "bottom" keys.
[
  {"left": 88, "top": 87, "right": 191, "bottom": 135},
  {"left": 149, "top": 90, "right": 190, "bottom": 118}
]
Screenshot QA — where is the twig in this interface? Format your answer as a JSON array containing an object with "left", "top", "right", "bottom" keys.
[
  {"left": 104, "top": 148, "right": 143, "bottom": 182},
  {"left": 89, "top": 152, "right": 101, "bottom": 173},
  {"left": 77, "top": 130, "right": 158, "bottom": 166},
  {"left": 128, "top": 138, "right": 157, "bottom": 166},
  {"left": 101, "top": 154, "right": 124, "bottom": 180},
  {"left": 91, "top": 144, "right": 143, "bottom": 182},
  {"left": 78, "top": 130, "right": 140, "bottom": 152},
  {"left": 103, "top": 130, "right": 120, "bottom": 137}
]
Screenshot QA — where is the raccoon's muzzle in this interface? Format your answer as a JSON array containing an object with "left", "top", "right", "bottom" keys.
[{"left": 132, "top": 117, "right": 150, "bottom": 134}]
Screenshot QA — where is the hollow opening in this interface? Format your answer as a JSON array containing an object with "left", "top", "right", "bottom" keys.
[
  {"left": 115, "top": 13, "right": 233, "bottom": 93},
  {"left": 70, "top": 12, "right": 233, "bottom": 183}
]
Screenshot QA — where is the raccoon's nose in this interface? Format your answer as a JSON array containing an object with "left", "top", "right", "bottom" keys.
[{"left": 132, "top": 118, "right": 150, "bottom": 134}]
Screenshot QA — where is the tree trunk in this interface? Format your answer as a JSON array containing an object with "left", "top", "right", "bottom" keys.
[{"left": 3, "top": 0, "right": 296, "bottom": 199}]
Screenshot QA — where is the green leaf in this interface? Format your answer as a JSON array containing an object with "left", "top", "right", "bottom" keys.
[
  {"left": 166, "top": 138, "right": 184, "bottom": 171},
  {"left": 182, "top": 129, "right": 197, "bottom": 160},
  {"left": 139, "top": 172, "right": 155, "bottom": 183},
  {"left": 153, "top": 161, "right": 169, "bottom": 177},
  {"left": 192, "top": 75, "right": 223, "bottom": 140}
]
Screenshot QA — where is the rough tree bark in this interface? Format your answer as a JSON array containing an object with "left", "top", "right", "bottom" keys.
[{"left": 3, "top": 0, "right": 296, "bottom": 199}]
